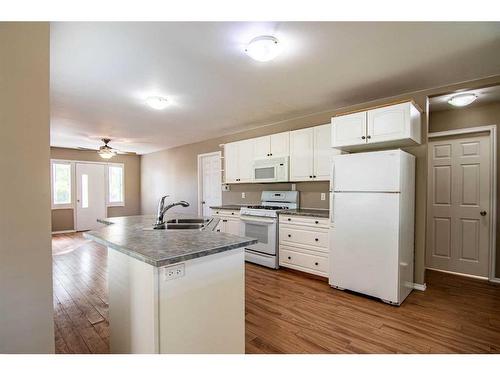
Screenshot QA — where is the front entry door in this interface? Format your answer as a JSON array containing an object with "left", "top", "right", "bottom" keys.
[
  {"left": 199, "top": 153, "right": 222, "bottom": 217},
  {"left": 76, "top": 163, "right": 106, "bottom": 231},
  {"left": 426, "top": 133, "right": 491, "bottom": 277}
]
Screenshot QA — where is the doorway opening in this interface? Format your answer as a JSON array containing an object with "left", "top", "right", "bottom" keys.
[
  {"left": 427, "top": 85, "right": 500, "bottom": 282},
  {"left": 197, "top": 151, "right": 222, "bottom": 217}
]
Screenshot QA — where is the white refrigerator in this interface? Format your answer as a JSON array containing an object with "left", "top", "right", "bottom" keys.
[{"left": 329, "top": 149, "right": 415, "bottom": 305}]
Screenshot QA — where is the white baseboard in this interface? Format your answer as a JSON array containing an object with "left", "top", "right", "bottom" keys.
[
  {"left": 489, "top": 277, "right": 500, "bottom": 284},
  {"left": 412, "top": 283, "right": 427, "bottom": 291},
  {"left": 52, "top": 230, "right": 76, "bottom": 234},
  {"left": 426, "top": 267, "right": 489, "bottom": 281}
]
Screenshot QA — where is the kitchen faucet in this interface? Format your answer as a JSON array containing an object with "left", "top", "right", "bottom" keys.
[{"left": 155, "top": 195, "right": 190, "bottom": 229}]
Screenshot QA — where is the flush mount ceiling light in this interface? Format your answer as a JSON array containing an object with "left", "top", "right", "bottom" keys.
[
  {"left": 146, "top": 96, "right": 169, "bottom": 110},
  {"left": 448, "top": 93, "right": 478, "bottom": 107},
  {"left": 245, "top": 35, "right": 280, "bottom": 62}
]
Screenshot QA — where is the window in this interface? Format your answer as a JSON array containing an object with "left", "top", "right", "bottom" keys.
[
  {"left": 52, "top": 162, "right": 72, "bottom": 207},
  {"left": 108, "top": 164, "right": 124, "bottom": 205}
]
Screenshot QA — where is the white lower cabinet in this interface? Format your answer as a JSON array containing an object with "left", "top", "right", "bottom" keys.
[
  {"left": 213, "top": 209, "right": 241, "bottom": 235},
  {"left": 279, "top": 215, "right": 329, "bottom": 277}
]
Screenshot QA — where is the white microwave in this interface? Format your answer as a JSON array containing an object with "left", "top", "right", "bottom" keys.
[{"left": 253, "top": 156, "right": 289, "bottom": 182}]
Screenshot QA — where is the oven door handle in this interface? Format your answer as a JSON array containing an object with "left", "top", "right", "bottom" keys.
[{"left": 240, "top": 216, "right": 275, "bottom": 224}]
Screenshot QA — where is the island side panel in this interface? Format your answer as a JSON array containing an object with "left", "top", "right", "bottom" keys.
[
  {"left": 108, "top": 247, "right": 159, "bottom": 353},
  {"left": 158, "top": 248, "right": 245, "bottom": 354}
]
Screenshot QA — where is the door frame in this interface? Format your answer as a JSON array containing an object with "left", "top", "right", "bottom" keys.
[
  {"left": 197, "top": 151, "right": 222, "bottom": 216},
  {"left": 427, "top": 124, "right": 498, "bottom": 282}
]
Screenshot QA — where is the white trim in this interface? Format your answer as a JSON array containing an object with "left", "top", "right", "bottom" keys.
[
  {"left": 412, "top": 283, "right": 427, "bottom": 291},
  {"left": 197, "top": 151, "right": 222, "bottom": 216},
  {"left": 426, "top": 267, "right": 489, "bottom": 281},
  {"left": 106, "top": 163, "right": 125, "bottom": 207},
  {"left": 51, "top": 230, "right": 76, "bottom": 235},
  {"left": 427, "top": 124, "right": 497, "bottom": 282},
  {"left": 489, "top": 278, "right": 500, "bottom": 284},
  {"left": 50, "top": 160, "right": 74, "bottom": 209}
]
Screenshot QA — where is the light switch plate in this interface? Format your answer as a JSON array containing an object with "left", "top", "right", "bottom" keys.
[
  {"left": 321, "top": 193, "right": 326, "bottom": 201},
  {"left": 241, "top": 192, "right": 246, "bottom": 199},
  {"left": 291, "top": 183, "right": 296, "bottom": 191}
]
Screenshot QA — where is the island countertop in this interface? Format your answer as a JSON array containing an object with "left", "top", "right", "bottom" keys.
[{"left": 83, "top": 214, "right": 257, "bottom": 267}]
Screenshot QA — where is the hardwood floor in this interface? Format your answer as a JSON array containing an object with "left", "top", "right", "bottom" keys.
[{"left": 52, "top": 232, "right": 500, "bottom": 354}]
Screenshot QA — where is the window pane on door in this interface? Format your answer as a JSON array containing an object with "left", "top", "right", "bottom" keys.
[
  {"left": 109, "top": 165, "right": 124, "bottom": 203},
  {"left": 53, "top": 163, "right": 71, "bottom": 205},
  {"left": 81, "top": 174, "right": 89, "bottom": 208}
]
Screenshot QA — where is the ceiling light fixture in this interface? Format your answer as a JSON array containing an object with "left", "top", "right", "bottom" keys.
[
  {"left": 448, "top": 93, "right": 478, "bottom": 107},
  {"left": 98, "top": 138, "right": 116, "bottom": 159},
  {"left": 146, "top": 96, "right": 169, "bottom": 110},
  {"left": 245, "top": 35, "right": 280, "bottom": 62}
]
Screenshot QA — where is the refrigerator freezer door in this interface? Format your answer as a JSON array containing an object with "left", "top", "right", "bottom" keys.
[
  {"left": 330, "top": 192, "right": 400, "bottom": 303},
  {"left": 333, "top": 150, "right": 401, "bottom": 192}
]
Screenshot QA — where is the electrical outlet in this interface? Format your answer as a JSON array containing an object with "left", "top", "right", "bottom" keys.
[
  {"left": 163, "top": 263, "right": 185, "bottom": 281},
  {"left": 321, "top": 193, "right": 326, "bottom": 201},
  {"left": 291, "top": 183, "right": 296, "bottom": 191},
  {"left": 241, "top": 192, "right": 246, "bottom": 199}
]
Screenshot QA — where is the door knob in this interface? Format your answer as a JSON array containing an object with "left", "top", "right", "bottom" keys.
[{"left": 480, "top": 210, "right": 487, "bottom": 216}]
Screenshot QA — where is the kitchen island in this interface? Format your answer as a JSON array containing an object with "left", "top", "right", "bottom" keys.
[{"left": 84, "top": 214, "right": 257, "bottom": 354}]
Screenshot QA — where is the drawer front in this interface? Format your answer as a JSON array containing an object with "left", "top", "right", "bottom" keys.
[
  {"left": 279, "top": 247, "right": 328, "bottom": 275},
  {"left": 213, "top": 209, "right": 240, "bottom": 217},
  {"left": 279, "top": 215, "right": 329, "bottom": 228},
  {"left": 279, "top": 226, "right": 329, "bottom": 251}
]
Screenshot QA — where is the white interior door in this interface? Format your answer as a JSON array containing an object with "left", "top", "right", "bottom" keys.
[
  {"left": 426, "top": 134, "right": 491, "bottom": 277},
  {"left": 76, "top": 163, "right": 106, "bottom": 231},
  {"left": 199, "top": 153, "right": 222, "bottom": 217}
]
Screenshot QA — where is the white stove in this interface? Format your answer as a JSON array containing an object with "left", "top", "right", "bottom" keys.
[{"left": 240, "top": 191, "right": 299, "bottom": 269}]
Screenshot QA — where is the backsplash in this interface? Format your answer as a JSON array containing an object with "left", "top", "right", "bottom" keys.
[{"left": 222, "top": 181, "right": 330, "bottom": 209}]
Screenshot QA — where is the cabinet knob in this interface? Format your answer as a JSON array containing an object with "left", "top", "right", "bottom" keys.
[
  {"left": 270, "top": 153, "right": 273, "bottom": 156},
  {"left": 315, "top": 220, "right": 319, "bottom": 224},
  {"left": 288, "top": 256, "right": 291, "bottom": 260},
  {"left": 288, "top": 234, "right": 291, "bottom": 238},
  {"left": 216, "top": 229, "right": 220, "bottom": 232},
  {"left": 313, "top": 175, "right": 317, "bottom": 178},
  {"left": 223, "top": 219, "right": 228, "bottom": 222},
  {"left": 309, "top": 175, "right": 313, "bottom": 178},
  {"left": 361, "top": 136, "right": 366, "bottom": 139},
  {"left": 231, "top": 212, "right": 234, "bottom": 215},
  {"left": 267, "top": 153, "right": 270, "bottom": 156},
  {"left": 287, "top": 218, "right": 291, "bottom": 221},
  {"left": 367, "top": 135, "right": 371, "bottom": 139},
  {"left": 315, "top": 238, "right": 319, "bottom": 242},
  {"left": 314, "top": 262, "right": 319, "bottom": 266}
]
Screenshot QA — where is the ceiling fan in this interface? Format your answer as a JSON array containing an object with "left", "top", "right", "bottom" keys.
[{"left": 78, "top": 138, "right": 136, "bottom": 159}]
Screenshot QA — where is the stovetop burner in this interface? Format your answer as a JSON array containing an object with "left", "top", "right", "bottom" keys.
[{"left": 245, "top": 205, "right": 289, "bottom": 210}]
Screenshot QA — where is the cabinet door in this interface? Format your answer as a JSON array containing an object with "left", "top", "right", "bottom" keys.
[
  {"left": 290, "top": 128, "right": 314, "bottom": 181},
  {"left": 224, "top": 218, "right": 241, "bottom": 236},
  {"left": 253, "top": 136, "right": 271, "bottom": 159},
  {"left": 313, "top": 124, "right": 333, "bottom": 181},
  {"left": 224, "top": 142, "right": 239, "bottom": 183},
  {"left": 270, "top": 132, "right": 290, "bottom": 157},
  {"left": 331, "top": 112, "right": 367, "bottom": 147},
  {"left": 367, "top": 102, "right": 410, "bottom": 144},
  {"left": 238, "top": 139, "right": 255, "bottom": 182}
]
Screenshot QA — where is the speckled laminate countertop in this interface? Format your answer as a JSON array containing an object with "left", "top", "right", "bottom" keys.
[
  {"left": 277, "top": 209, "right": 330, "bottom": 218},
  {"left": 83, "top": 214, "right": 257, "bottom": 267}
]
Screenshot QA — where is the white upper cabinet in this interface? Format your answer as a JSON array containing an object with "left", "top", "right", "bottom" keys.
[
  {"left": 332, "top": 111, "right": 367, "bottom": 147},
  {"left": 314, "top": 124, "right": 338, "bottom": 180},
  {"left": 253, "top": 136, "right": 271, "bottom": 159},
  {"left": 253, "top": 132, "right": 290, "bottom": 159},
  {"left": 331, "top": 101, "right": 421, "bottom": 150},
  {"left": 367, "top": 102, "right": 421, "bottom": 144},
  {"left": 270, "top": 132, "right": 290, "bottom": 157},
  {"left": 224, "top": 139, "right": 254, "bottom": 183},
  {"left": 290, "top": 124, "right": 337, "bottom": 182},
  {"left": 290, "top": 128, "right": 314, "bottom": 181}
]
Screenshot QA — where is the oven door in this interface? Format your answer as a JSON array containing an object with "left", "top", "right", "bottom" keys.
[
  {"left": 253, "top": 165, "right": 277, "bottom": 182},
  {"left": 240, "top": 216, "right": 277, "bottom": 255}
]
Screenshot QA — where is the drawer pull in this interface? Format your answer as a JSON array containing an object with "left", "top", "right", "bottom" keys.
[
  {"left": 223, "top": 219, "right": 228, "bottom": 222},
  {"left": 315, "top": 220, "right": 319, "bottom": 224},
  {"left": 287, "top": 256, "right": 291, "bottom": 260},
  {"left": 315, "top": 238, "right": 319, "bottom": 242},
  {"left": 231, "top": 212, "right": 234, "bottom": 215},
  {"left": 287, "top": 218, "right": 291, "bottom": 221},
  {"left": 288, "top": 234, "right": 291, "bottom": 238},
  {"left": 314, "top": 262, "right": 319, "bottom": 266},
  {"left": 216, "top": 229, "right": 220, "bottom": 232}
]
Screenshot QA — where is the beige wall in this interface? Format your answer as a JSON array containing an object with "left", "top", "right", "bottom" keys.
[
  {"left": 0, "top": 22, "right": 54, "bottom": 353},
  {"left": 142, "top": 76, "right": 500, "bottom": 285},
  {"left": 50, "top": 147, "right": 141, "bottom": 232},
  {"left": 429, "top": 101, "right": 500, "bottom": 277}
]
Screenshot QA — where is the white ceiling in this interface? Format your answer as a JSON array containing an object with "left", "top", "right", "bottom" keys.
[
  {"left": 429, "top": 85, "right": 500, "bottom": 112},
  {"left": 50, "top": 22, "right": 500, "bottom": 154}
]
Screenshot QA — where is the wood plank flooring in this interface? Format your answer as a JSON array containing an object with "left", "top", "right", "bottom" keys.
[{"left": 52, "top": 232, "right": 500, "bottom": 354}]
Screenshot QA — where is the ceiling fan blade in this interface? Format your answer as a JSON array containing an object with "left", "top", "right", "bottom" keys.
[
  {"left": 116, "top": 150, "right": 137, "bottom": 155},
  {"left": 77, "top": 147, "right": 98, "bottom": 151}
]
